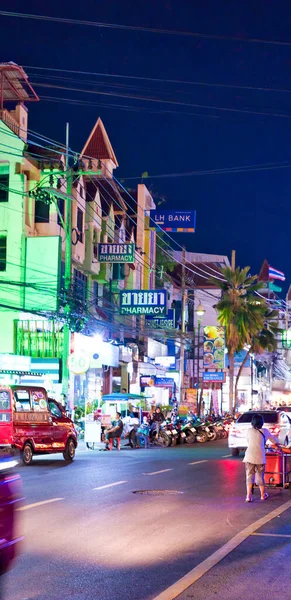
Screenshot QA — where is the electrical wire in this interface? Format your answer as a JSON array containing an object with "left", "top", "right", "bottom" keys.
[{"left": 3, "top": 11, "right": 291, "bottom": 47}]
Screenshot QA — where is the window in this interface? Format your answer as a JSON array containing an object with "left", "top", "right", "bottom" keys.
[
  {"left": 77, "top": 208, "right": 83, "bottom": 243},
  {"left": 35, "top": 200, "right": 50, "bottom": 223},
  {"left": 49, "top": 400, "right": 62, "bottom": 418},
  {"left": 73, "top": 269, "right": 87, "bottom": 304},
  {"left": 57, "top": 198, "right": 65, "bottom": 227},
  {"left": 0, "top": 174, "right": 9, "bottom": 202},
  {"left": 237, "top": 412, "right": 278, "bottom": 424},
  {"left": 0, "top": 235, "right": 7, "bottom": 271}
]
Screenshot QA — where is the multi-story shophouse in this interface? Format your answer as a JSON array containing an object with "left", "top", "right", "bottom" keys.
[{"left": 0, "top": 62, "right": 162, "bottom": 406}]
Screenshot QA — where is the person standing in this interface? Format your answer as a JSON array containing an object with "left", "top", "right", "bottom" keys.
[{"left": 243, "top": 413, "right": 281, "bottom": 502}]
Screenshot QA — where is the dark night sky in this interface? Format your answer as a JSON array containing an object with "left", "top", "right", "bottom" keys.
[{"left": 1, "top": 1, "right": 291, "bottom": 290}]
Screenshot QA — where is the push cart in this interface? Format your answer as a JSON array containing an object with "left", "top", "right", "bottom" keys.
[{"left": 264, "top": 448, "right": 291, "bottom": 490}]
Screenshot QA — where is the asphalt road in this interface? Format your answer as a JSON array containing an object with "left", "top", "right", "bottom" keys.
[{"left": 3, "top": 440, "right": 291, "bottom": 600}]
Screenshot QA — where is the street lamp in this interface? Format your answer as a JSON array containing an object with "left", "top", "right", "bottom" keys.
[{"left": 195, "top": 302, "right": 205, "bottom": 415}]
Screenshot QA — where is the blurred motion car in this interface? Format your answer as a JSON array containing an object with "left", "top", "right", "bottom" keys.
[
  {"left": 0, "top": 447, "right": 23, "bottom": 577},
  {"left": 228, "top": 410, "right": 291, "bottom": 456}
]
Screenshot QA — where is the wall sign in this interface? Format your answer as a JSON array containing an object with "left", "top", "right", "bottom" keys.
[
  {"left": 120, "top": 290, "right": 167, "bottom": 316},
  {"left": 203, "top": 326, "right": 225, "bottom": 370},
  {"left": 97, "top": 243, "right": 135, "bottom": 263}
]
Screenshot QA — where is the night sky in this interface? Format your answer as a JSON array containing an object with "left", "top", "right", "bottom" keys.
[{"left": 1, "top": 1, "right": 291, "bottom": 290}]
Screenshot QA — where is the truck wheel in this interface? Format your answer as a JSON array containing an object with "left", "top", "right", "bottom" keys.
[
  {"left": 63, "top": 438, "right": 76, "bottom": 462},
  {"left": 231, "top": 448, "right": 240, "bottom": 457},
  {"left": 22, "top": 443, "right": 33, "bottom": 465}
]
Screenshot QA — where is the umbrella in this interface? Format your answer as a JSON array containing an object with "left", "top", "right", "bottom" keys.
[{"left": 102, "top": 393, "right": 144, "bottom": 401}]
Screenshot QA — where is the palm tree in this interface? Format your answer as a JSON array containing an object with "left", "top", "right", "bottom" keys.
[
  {"left": 213, "top": 266, "right": 267, "bottom": 413},
  {"left": 234, "top": 309, "right": 281, "bottom": 406}
]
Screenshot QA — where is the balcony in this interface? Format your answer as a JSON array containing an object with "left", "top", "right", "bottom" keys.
[
  {"left": 14, "top": 320, "right": 63, "bottom": 358},
  {"left": 0, "top": 109, "right": 20, "bottom": 137}
]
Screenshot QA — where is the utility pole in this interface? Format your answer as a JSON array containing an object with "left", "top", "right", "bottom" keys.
[
  {"left": 231, "top": 249, "right": 236, "bottom": 271},
  {"left": 61, "top": 123, "right": 73, "bottom": 402},
  {"left": 180, "top": 246, "right": 187, "bottom": 404}
]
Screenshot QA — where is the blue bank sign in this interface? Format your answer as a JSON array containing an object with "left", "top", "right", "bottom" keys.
[
  {"left": 120, "top": 290, "right": 167, "bottom": 316},
  {"left": 151, "top": 210, "right": 196, "bottom": 233}
]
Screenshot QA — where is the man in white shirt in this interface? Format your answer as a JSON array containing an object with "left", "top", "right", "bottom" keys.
[{"left": 243, "top": 413, "right": 281, "bottom": 502}]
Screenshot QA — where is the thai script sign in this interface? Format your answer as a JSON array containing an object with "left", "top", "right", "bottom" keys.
[
  {"left": 98, "top": 243, "right": 135, "bottom": 263},
  {"left": 120, "top": 290, "right": 167, "bottom": 316},
  {"left": 151, "top": 211, "right": 196, "bottom": 233}
]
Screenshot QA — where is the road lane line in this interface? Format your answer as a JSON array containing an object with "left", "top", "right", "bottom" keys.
[
  {"left": 17, "top": 498, "right": 64, "bottom": 511},
  {"left": 252, "top": 532, "right": 291, "bottom": 538},
  {"left": 188, "top": 460, "right": 208, "bottom": 465},
  {"left": 143, "top": 469, "right": 173, "bottom": 476},
  {"left": 152, "top": 499, "right": 291, "bottom": 600},
  {"left": 93, "top": 481, "right": 127, "bottom": 490},
  {"left": 222, "top": 454, "right": 232, "bottom": 458}
]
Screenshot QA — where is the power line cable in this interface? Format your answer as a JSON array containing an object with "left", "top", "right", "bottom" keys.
[{"left": 2, "top": 11, "right": 291, "bottom": 47}]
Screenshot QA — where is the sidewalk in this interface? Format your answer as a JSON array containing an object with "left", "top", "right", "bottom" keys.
[{"left": 157, "top": 499, "right": 291, "bottom": 600}]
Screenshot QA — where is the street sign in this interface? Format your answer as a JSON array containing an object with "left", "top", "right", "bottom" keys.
[
  {"left": 97, "top": 243, "right": 135, "bottom": 263},
  {"left": 151, "top": 210, "right": 196, "bottom": 232},
  {"left": 120, "top": 290, "right": 167, "bottom": 316},
  {"left": 202, "top": 372, "right": 226, "bottom": 383},
  {"left": 145, "top": 308, "right": 175, "bottom": 329}
]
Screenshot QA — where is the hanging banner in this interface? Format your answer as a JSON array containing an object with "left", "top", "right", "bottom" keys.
[
  {"left": 120, "top": 290, "right": 167, "bottom": 316},
  {"left": 97, "top": 243, "right": 135, "bottom": 263},
  {"left": 151, "top": 210, "right": 196, "bottom": 233},
  {"left": 203, "top": 326, "right": 225, "bottom": 370}
]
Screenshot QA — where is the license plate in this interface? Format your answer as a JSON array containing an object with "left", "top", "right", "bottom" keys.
[
  {"left": 181, "top": 432, "right": 186, "bottom": 438},
  {"left": 191, "top": 428, "right": 196, "bottom": 433},
  {"left": 205, "top": 427, "right": 210, "bottom": 432},
  {"left": 166, "top": 430, "right": 172, "bottom": 435},
  {"left": 172, "top": 429, "right": 177, "bottom": 434}
]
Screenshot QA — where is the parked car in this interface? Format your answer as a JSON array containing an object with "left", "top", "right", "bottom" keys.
[
  {"left": 228, "top": 410, "right": 291, "bottom": 456},
  {"left": 0, "top": 448, "right": 23, "bottom": 577},
  {"left": 0, "top": 386, "right": 78, "bottom": 465}
]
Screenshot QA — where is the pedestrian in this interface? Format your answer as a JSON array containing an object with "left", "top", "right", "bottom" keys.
[
  {"left": 243, "top": 413, "right": 281, "bottom": 502},
  {"left": 104, "top": 412, "right": 123, "bottom": 451}
]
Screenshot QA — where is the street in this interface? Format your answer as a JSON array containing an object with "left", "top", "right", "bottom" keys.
[{"left": 3, "top": 440, "right": 291, "bottom": 600}]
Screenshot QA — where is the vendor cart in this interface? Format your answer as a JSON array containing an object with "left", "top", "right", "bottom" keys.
[{"left": 264, "top": 448, "right": 291, "bottom": 490}]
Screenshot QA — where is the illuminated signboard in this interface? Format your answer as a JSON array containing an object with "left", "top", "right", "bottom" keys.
[
  {"left": 97, "top": 243, "right": 135, "bottom": 263},
  {"left": 151, "top": 211, "right": 196, "bottom": 233},
  {"left": 203, "top": 326, "right": 225, "bottom": 370},
  {"left": 120, "top": 290, "right": 167, "bottom": 316},
  {"left": 145, "top": 309, "right": 175, "bottom": 330},
  {"left": 202, "top": 372, "right": 226, "bottom": 382}
]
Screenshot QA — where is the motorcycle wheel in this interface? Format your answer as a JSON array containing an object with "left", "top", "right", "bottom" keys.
[
  {"left": 171, "top": 436, "right": 178, "bottom": 446},
  {"left": 159, "top": 432, "right": 172, "bottom": 447},
  {"left": 185, "top": 432, "right": 196, "bottom": 444},
  {"left": 207, "top": 430, "right": 217, "bottom": 441},
  {"left": 196, "top": 431, "right": 208, "bottom": 443}
]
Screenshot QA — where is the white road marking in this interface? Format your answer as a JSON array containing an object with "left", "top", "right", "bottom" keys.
[
  {"left": 93, "top": 480, "right": 127, "bottom": 490},
  {"left": 17, "top": 498, "right": 64, "bottom": 511},
  {"left": 152, "top": 499, "right": 291, "bottom": 600},
  {"left": 252, "top": 532, "right": 291, "bottom": 538},
  {"left": 222, "top": 454, "right": 232, "bottom": 458},
  {"left": 143, "top": 469, "right": 173, "bottom": 476},
  {"left": 188, "top": 460, "right": 208, "bottom": 465}
]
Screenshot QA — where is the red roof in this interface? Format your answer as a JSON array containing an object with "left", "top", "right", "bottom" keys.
[
  {"left": 81, "top": 117, "right": 118, "bottom": 166},
  {"left": 0, "top": 62, "right": 39, "bottom": 103}
]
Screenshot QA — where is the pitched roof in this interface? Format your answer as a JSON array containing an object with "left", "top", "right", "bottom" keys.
[
  {"left": 171, "top": 261, "right": 226, "bottom": 289},
  {"left": 258, "top": 259, "right": 269, "bottom": 282},
  {"left": 85, "top": 178, "right": 127, "bottom": 217},
  {"left": 81, "top": 117, "right": 118, "bottom": 166}
]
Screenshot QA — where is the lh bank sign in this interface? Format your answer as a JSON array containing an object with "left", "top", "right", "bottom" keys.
[
  {"left": 151, "top": 210, "right": 196, "bottom": 233},
  {"left": 120, "top": 290, "right": 167, "bottom": 316}
]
